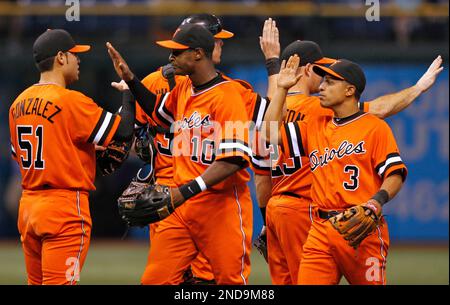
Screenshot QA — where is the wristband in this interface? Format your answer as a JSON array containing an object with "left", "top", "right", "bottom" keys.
[
  {"left": 260, "top": 207, "right": 267, "bottom": 225},
  {"left": 265, "top": 57, "right": 281, "bottom": 76},
  {"left": 371, "top": 189, "right": 389, "bottom": 206},
  {"left": 179, "top": 176, "right": 207, "bottom": 200}
]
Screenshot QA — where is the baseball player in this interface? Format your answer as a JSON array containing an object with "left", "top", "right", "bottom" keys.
[
  {"left": 113, "top": 14, "right": 271, "bottom": 284},
  {"left": 264, "top": 55, "right": 408, "bottom": 285},
  {"left": 8, "top": 29, "right": 136, "bottom": 284},
  {"left": 108, "top": 24, "right": 255, "bottom": 284},
  {"left": 256, "top": 19, "right": 444, "bottom": 285}
]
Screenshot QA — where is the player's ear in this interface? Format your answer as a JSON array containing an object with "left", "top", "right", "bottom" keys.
[
  {"left": 55, "top": 51, "right": 66, "bottom": 66},
  {"left": 304, "top": 63, "right": 312, "bottom": 76},
  {"left": 346, "top": 84, "right": 356, "bottom": 98},
  {"left": 194, "top": 48, "right": 203, "bottom": 61}
]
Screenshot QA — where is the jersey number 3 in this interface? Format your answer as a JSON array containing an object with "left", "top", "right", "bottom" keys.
[
  {"left": 17, "top": 125, "right": 45, "bottom": 170},
  {"left": 343, "top": 165, "right": 359, "bottom": 191}
]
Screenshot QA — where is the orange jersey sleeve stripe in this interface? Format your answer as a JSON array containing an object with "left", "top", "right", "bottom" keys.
[
  {"left": 101, "top": 114, "right": 121, "bottom": 147},
  {"left": 375, "top": 152, "right": 408, "bottom": 181},
  {"left": 281, "top": 122, "right": 307, "bottom": 157},
  {"left": 87, "top": 109, "right": 120, "bottom": 146},
  {"left": 153, "top": 92, "right": 175, "bottom": 128},
  {"left": 252, "top": 95, "right": 269, "bottom": 130},
  {"left": 216, "top": 139, "right": 252, "bottom": 164}
]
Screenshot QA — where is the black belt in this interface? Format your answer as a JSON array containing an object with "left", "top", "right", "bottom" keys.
[
  {"left": 317, "top": 209, "right": 341, "bottom": 220},
  {"left": 281, "top": 192, "right": 302, "bottom": 199}
]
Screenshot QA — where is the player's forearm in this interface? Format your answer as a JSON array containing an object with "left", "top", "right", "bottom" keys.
[
  {"left": 266, "top": 74, "right": 278, "bottom": 100},
  {"left": 200, "top": 158, "right": 245, "bottom": 187},
  {"left": 113, "top": 90, "right": 135, "bottom": 142},
  {"left": 367, "top": 85, "right": 422, "bottom": 119},
  {"left": 372, "top": 173, "right": 404, "bottom": 207},
  {"left": 263, "top": 86, "right": 288, "bottom": 144},
  {"left": 171, "top": 158, "right": 246, "bottom": 207},
  {"left": 255, "top": 174, "right": 272, "bottom": 208},
  {"left": 125, "top": 76, "right": 158, "bottom": 118}
]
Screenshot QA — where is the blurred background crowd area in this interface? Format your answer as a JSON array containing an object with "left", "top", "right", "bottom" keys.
[{"left": 0, "top": 0, "right": 448, "bottom": 245}]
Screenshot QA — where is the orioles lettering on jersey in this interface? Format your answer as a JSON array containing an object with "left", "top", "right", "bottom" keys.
[{"left": 309, "top": 140, "right": 366, "bottom": 171}]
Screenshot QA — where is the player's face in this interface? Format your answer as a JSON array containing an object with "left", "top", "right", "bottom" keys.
[
  {"left": 169, "top": 48, "right": 197, "bottom": 75},
  {"left": 212, "top": 39, "right": 223, "bottom": 65},
  {"left": 63, "top": 52, "right": 80, "bottom": 84},
  {"left": 318, "top": 75, "right": 348, "bottom": 108}
]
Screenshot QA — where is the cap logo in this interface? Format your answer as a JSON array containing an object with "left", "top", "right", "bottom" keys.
[
  {"left": 331, "top": 60, "right": 341, "bottom": 67},
  {"left": 172, "top": 28, "right": 181, "bottom": 38}
]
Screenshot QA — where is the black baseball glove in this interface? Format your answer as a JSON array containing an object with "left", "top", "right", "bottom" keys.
[
  {"left": 134, "top": 124, "right": 157, "bottom": 163},
  {"left": 96, "top": 139, "right": 132, "bottom": 176},
  {"left": 117, "top": 182, "right": 174, "bottom": 227},
  {"left": 253, "top": 226, "right": 268, "bottom": 262}
]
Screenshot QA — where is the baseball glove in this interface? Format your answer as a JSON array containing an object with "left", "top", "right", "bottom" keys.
[
  {"left": 329, "top": 201, "right": 382, "bottom": 249},
  {"left": 253, "top": 226, "right": 268, "bottom": 262},
  {"left": 96, "top": 139, "right": 132, "bottom": 176},
  {"left": 134, "top": 124, "right": 156, "bottom": 163},
  {"left": 117, "top": 182, "right": 174, "bottom": 227}
]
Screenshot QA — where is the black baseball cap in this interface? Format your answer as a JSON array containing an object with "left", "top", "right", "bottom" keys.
[
  {"left": 281, "top": 40, "right": 335, "bottom": 66},
  {"left": 313, "top": 59, "right": 366, "bottom": 95},
  {"left": 33, "top": 29, "right": 90, "bottom": 63},
  {"left": 180, "top": 14, "right": 234, "bottom": 39},
  {"left": 156, "top": 24, "right": 215, "bottom": 53}
]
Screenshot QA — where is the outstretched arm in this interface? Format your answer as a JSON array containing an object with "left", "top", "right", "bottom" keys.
[
  {"left": 106, "top": 42, "right": 158, "bottom": 118},
  {"left": 171, "top": 158, "right": 246, "bottom": 207},
  {"left": 366, "top": 55, "right": 444, "bottom": 119},
  {"left": 260, "top": 18, "right": 281, "bottom": 100},
  {"left": 263, "top": 55, "right": 302, "bottom": 144}
]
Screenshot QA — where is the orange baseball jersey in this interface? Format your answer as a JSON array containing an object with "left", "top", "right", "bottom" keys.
[
  {"left": 280, "top": 110, "right": 407, "bottom": 210},
  {"left": 136, "top": 70, "right": 270, "bottom": 185},
  {"left": 221, "top": 74, "right": 271, "bottom": 175},
  {"left": 271, "top": 95, "right": 371, "bottom": 199},
  {"left": 150, "top": 75, "right": 252, "bottom": 191},
  {"left": 9, "top": 83, "right": 120, "bottom": 191}
]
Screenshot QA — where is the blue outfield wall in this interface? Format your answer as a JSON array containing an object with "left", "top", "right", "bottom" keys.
[{"left": 229, "top": 64, "right": 449, "bottom": 242}]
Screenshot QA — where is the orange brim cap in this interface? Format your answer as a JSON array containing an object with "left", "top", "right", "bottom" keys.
[
  {"left": 69, "top": 45, "right": 91, "bottom": 53},
  {"left": 315, "top": 57, "right": 337, "bottom": 65},
  {"left": 156, "top": 40, "right": 190, "bottom": 49},
  {"left": 214, "top": 29, "right": 234, "bottom": 39},
  {"left": 313, "top": 64, "right": 345, "bottom": 80}
]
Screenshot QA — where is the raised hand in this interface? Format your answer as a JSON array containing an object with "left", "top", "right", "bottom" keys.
[
  {"left": 416, "top": 55, "right": 444, "bottom": 93},
  {"left": 259, "top": 18, "right": 280, "bottom": 60},
  {"left": 277, "top": 55, "right": 302, "bottom": 90},
  {"left": 106, "top": 42, "right": 134, "bottom": 82},
  {"left": 111, "top": 79, "right": 130, "bottom": 92}
]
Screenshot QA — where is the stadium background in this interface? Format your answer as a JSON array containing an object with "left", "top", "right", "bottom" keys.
[{"left": 0, "top": 0, "right": 448, "bottom": 284}]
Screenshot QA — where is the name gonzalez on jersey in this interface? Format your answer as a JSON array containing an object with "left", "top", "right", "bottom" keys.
[{"left": 11, "top": 97, "right": 62, "bottom": 123}]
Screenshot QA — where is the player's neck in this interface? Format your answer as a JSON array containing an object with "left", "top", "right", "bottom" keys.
[
  {"left": 38, "top": 71, "right": 66, "bottom": 88},
  {"left": 189, "top": 63, "right": 218, "bottom": 87},
  {"left": 332, "top": 99, "right": 359, "bottom": 118},
  {"left": 288, "top": 80, "right": 310, "bottom": 96}
]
